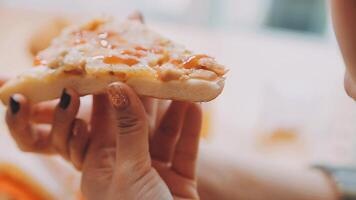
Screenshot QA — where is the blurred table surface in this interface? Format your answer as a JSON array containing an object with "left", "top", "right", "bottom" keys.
[{"left": 0, "top": 7, "right": 355, "bottom": 198}]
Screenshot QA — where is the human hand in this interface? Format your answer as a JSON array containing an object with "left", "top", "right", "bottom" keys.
[
  {"left": 331, "top": 0, "right": 356, "bottom": 100},
  {"left": 4, "top": 81, "right": 201, "bottom": 200}
]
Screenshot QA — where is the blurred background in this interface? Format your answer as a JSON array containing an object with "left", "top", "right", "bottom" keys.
[{"left": 0, "top": 0, "right": 355, "bottom": 199}]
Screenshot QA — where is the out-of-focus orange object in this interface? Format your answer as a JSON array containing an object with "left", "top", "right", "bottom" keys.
[
  {"left": 0, "top": 164, "right": 54, "bottom": 200},
  {"left": 200, "top": 107, "right": 211, "bottom": 139},
  {"left": 266, "top": 128, "right": 298, "bottom": 144},
  {"left": 257, "top": 128, "right": 301, "bottom": 148}
]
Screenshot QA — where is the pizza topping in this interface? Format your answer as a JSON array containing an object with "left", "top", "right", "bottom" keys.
[
  {"left": 158, "top": 64, "right": 185, "bottom": 81},
  {"left": 135, "top": 46, "right": 148, "bottom": 51},
  {"left": 32, "top": 18, "right": 227, "bottom": 82},
  {"left": 71, "top": 30, "right": 89, "bottom": 46},
  {"left": 120, "top": 49, "right": 146, "bottom": 58},
  {"left": 63, "top": 68, "right": 85, "bottom": 75},
  {"left": 47, "top": 57, "right": 63, "bottom": 68},
  {"left": 189, "top": 69, "right": 218, "bottom": 81},
  {"left": 198, "top": 57, "right": 227, "bottom": 76},
  {"left": 62, "top": 56, "right": 86, "bottom": 75},
  {"left": 158, "top": 39, "right": 171, "bottom": 47},
  {"left": 182, "top": 54, "right": 210, "bottom": 69},
  {"left": 98, "top": 33, "right": 126, "bottom": 49},
  {"left": 110, "top": 44, "right": 118, "bottom": 49},
  {"left": 74, "top": 38, "right": 86, "bottom": 45},
  {"left": 150, "top": 46, "right": 164, "bottom": 54},
  {"left": 98, "top": 32, "right": 109, "bottom": 39},
  {"left": 99, "top": 39, "right": 109, "bottom": 48},
  {"left": 92, "top": 55, "right": 105, "bottom": 60},
  {"left": 103, "top": 55, "right": 139, "bottom": 66},
  {"left": 157, "top": 53, "right": 170, "bottom": 66},
  {"left": 81, "top": 19, "right": 106, "bottom": 31},
  {"left": 109, "top": 34, "right": 127, "bottom": 45},
  {"left": 33, "top": 56, "right": 47, "bottom": 66},
  {"left": 171, "top": 59, "right": 183, "bottom": 65}
]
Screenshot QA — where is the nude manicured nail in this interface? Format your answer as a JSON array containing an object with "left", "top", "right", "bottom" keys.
[{"left": 107, "top": 84, "right": 129, "bottom": 109}]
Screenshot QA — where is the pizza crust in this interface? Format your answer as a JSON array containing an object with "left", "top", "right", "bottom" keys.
[{"left": 0, "top": 69, "right": 224, "bottom": 105}]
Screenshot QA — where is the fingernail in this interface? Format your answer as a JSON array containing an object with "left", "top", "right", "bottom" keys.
[
  {"left": 9, "top": 96, "right": 20, "bottom": 114},
  {"left": 59, "top": 89, "right": 71, "bottom": 109},
  {"left": 107, "top": 84, "right": 129, "bottom": 110}
]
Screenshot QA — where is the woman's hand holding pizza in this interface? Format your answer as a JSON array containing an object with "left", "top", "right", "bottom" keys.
[{"left": 1, "top": 77, "right": 202, "bottom": 200}]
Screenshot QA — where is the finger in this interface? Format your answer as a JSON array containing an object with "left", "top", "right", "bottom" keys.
[
  {"left": 156, "top": 100, "right": 171, "bottom": 117},
  {"left": 332, "top": 0, "right": 356, "bottom": 86},
  {"left": 140, "top": 96, "right": 157, "bottom": 117},
  {"left": 89, "top": 94, "right": 116, "bottom": 150},
  {"left": 69, "top": 119, "right": 89, "bottom": 170},
  {"left": 5, "top": 94, "right": 53, "bottom": 153},
  {"left": 140, "top": 96, "right": 158, "bottom": 135},
  {"left": 51, "top": 89, "right": 80, "bottom": 160},
  {"left": 172, "top": 104, "right": 202, "bottom": 179},
  {"left": 107, "top": 82, "right": 150, "bottom": 164},
  {"left": 30, "top": 100, "right": 57, "bottom": 124},
  {"left": 344, "top": 71, "right": 356, "bottom": 100},
  {"left": 150, "top": 101, "right": 189, "bottom": 163},
  {"left": 154, "top": 100, "right": 171, "bottom": 130}
]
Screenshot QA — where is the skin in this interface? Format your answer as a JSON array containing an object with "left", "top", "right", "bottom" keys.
[
  {"left": 2, "top": 1, "right": 356, "bottom": 199},
  {"left": 331, "top": 0, "right": 356, "bottom": 100},
  {"left": 4, "top": 82, "right": 202, "bottom": 200},
  {"left": 196, "top": 156, "right": 338, "bottom": 200}
]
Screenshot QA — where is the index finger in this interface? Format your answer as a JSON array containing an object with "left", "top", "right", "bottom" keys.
[{"left": 6, "top": 94, "right": 53, "bottom": 153}]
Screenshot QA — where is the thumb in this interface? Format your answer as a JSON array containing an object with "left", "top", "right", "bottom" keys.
[{"left": 107, "top": 82, "right": 150, "bottom": 166}]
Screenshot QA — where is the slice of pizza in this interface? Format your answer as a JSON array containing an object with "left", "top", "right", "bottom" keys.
[{"left": 0, "top": 17, "right": 227, "bottom": 105}]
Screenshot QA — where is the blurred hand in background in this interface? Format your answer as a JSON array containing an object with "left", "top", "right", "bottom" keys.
[{"left": 332, "top": 0, "right": 356, "bottom": 100}]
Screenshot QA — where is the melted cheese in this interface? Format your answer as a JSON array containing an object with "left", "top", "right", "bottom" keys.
[{"left": 33, "top": 18, "right": 227, "bottom": 82}]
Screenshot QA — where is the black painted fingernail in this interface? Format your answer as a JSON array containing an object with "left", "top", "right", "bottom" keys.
[
  {"left": 59, "top": 89, "right": 71, "bottom": 109},
  {"left": 9, "top": 96, "right": 20, "bottom": 114}
]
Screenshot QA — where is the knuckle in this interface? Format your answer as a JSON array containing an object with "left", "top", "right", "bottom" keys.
[
  {"left": 96, "top": 148, "right": 115, "bottom": 163},
  {"left": 116, "top": 115, "right": 147, "bottom": 133},
  {"left": 117, "top": 115, "right": 138, "bottom": 128}
]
